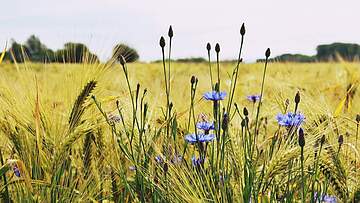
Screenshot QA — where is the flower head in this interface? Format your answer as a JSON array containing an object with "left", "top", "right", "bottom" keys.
[
  {"left": 191, "top": 156, "right": 204, "bottom": 167},
  {"left": 196, "top": 121, "right": 215, "bottom": 131},
  {"left": 185, "top": 133, "right": 215, "bottom": 144},
  {"left": 314, "top": 193, "right": 337, "bottom": 203},
  {"left": 155, "top": 155, "right": 164, "bottom": 164},
  {"left": 203, "top": 91, "right": 226, "bottom": 101},
  {"left": 246, "top": 94, "right": 261, "bottom": 103},
  {"left": 276, "top": 112, "right": 305, "bottom": 127},
  {"left": 13, "top": 165, "right": 20, "bottom": 177}
]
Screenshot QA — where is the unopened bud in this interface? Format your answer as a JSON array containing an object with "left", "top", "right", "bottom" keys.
[
  {"left": 240, "top": 23, "right": 246, "bottom": 36},
  {"left": 295, "top": 91, "right": 300, "bottom": 104},
  {"left": 206, "top": 43, "right": 211, "bottom": 51},
  {"left": 222, "top": 113, "right": 229, "bottom": 130},
  {"left": 215, "top": 43, "right": 220, "bottom": 53},
  {"left": 191, "top": 76, "right": 196, "bottom": 84},
  {"left": 243, "top": 107, "right": 248, "bottom": 117},
  {"left": 159, "top": 36, "right": 165, "bottom": 48},
  {"left": 241, "top": 119, "right": 246, "bottom": 127},
  {"left": 298, "top": 128, "right": 305, "bottom": 147},
  {"left": 265, "top": 48, "right": 271, "bottom": 58},
  {"left": 163, "top": 163, "right": 168, "bottom": 173},
  {"left": 168, "top": 25, "right": 173, "bottom": 38},
  {"left": 338, "top": 135, "right": 344, "bottom": 146}
]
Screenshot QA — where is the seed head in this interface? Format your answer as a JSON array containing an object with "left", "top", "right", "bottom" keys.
[
  {"left": 159, "top": 36, "right": 165, "bottom": 48},
  {"left": 168, "top": 25, "right": 173, "bottom": 38},
  {"left": 265, "top": 48, "right": 271, "bottom": 58},
  {"left": 356, "top": 114, "right": 360, "bottom": 123},
  {"left": 240, "top": 23, "right": 246, "bottom": 36},
  {"left": 295, "top": 91, "right": 301, "bottom": 104},
  {"left": 243, "top": 107, "right": 249, "bottom": 117},
  {"left": 215, "top": 43, "right": 220, "bottom": 53},
  {"left": 298, "top": 128, "right": 305, "bottom": 147},
  {"left": 119, "top": 55, "right": 126, "bottom": 65},
  {"left": 206, "top": 43, "right": 211, "bottom": 51}
]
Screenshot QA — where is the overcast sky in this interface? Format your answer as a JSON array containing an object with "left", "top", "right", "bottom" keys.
[{"left": 1, "top": 0, "right": 360, "bottom": 62}]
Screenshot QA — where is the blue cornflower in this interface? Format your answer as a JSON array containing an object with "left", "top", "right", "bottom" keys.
[
  {"left": 276, "top": 112, "right": 305, "bottom": 127},
  {"left": 185, "top": 133, "right": 215, "bottom": 144},
  {"left": 203, "top": 91, "right": 226, "bottom": 101},
  {"left": 246, "top": 94, "right": 261, "bottom": 103},
  {"left": 171, "top": 155, "right": 183, "bottom": 164},
  {"left": 314, "top": 193, "right": 337, "bottom": 203},
  {"left": 196, "top": 121, "right": 215, "bottom": 131},
  {"left": 155, "top": 155, "right": 164, "bottom": 164},
  {"left": 191, "top": 156, "right": 204, "bottom": 167},
  {"left": 13, "top": 165, "right": 20, "bottom": 177}
]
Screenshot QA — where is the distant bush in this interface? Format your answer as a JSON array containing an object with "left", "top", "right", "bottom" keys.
[
  {"left": 1, "top": 36, "right": 99, "bottom": 63},
  {"left": 316, "top": 43, "right": 360, "bottom": 61},
  {"left": 274, "top": 54, "right": 316, "bottom": 63},
  {"left": 55, "top": 42, "right": 99, "bottom": 63},
  {"left": 152, "top": 57, "right": 207, "bottom": 63},
  {"left": 112, "top": 43, "right": 139, "bottom": 63}
]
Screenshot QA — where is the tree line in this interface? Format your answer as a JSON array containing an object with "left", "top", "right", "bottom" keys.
[
  {"left": 0, "top": 35, "right": 139, "bottom": 63},
  {"left": 258, "top": 42, "right": 360, "bottom": 63}
]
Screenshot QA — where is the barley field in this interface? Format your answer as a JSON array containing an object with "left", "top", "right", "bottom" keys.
[{"left": 0, "top": 56, "right": 359, "bottom": 202}]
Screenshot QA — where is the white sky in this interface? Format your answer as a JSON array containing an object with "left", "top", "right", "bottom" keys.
[{"left": 1, "top": 0, "right": 360, "bottom": 62}]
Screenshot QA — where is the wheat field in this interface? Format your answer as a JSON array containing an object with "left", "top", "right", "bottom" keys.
[{"left": 0, "top": 60, "right": 359, "bottom": 202}]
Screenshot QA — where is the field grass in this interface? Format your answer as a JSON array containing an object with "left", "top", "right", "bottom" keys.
[{"left": 0, "top": 61, "right": 359, "bottom": 202}]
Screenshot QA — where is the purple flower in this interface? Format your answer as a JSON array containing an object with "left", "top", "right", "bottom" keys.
[
  {"left": 196, "top": 121, "right": 215, "bottom": 131},
  {"left": 276, "top": 112, "right": 305, "bottom": 127},
  {"left": 191, "top": 156, "right": 204, "bottom": 167},
  {"left": 155, "top": 155, "right": 164, "bottom": 164},
  {"left": 129, "top": 166, "right": 136, "bottom": 171},
  {"left": 314, "top": 193, "right": 337, "bottom": 203},
  {"left": 185, "top": 133, "right": 215, "bottom": 144},
  {"left": 171, "top": 155, "right": 183, "bottom": 164},
  {"left": 13, "top": 165, "right": 20, "bottom": 177},
  {"left": 203, "top": 91, "right": 226, "bottom": 101},
  {"left": 246, "top": 94, "right": 261, "bottom": 103}
]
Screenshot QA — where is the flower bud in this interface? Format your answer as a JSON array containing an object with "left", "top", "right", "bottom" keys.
[
  {"left": 298, "top": 128, "right": 305, "bottom": 147},
  {"left": 206, "top": 43, "right": 211, "bottom": 51},
  {"left": 191, "top": 75, "right": 196, "bottom": 84},
  {"left": 338, "top": 135, "right": 344, "bottom": 146},
  {"left": 243, "top": 107, "right": 248, "bottom": 117},
  {"left": 240, "top": 23, "right": 246, "bottom": 36},
  {"left": 163, "top": 163, "right": 168, "bottom": 173},
  {"left": 222, "top": 113, "right": 229, "bottom": 130},
  {"left": 265, "top": 48, "right": 271, "bottom": 58},
  {"left": 241, "top": 119, "right": 246, "bottom": 127},
  {"left": 168, "top": 25, "right": 173, "bottom": 38},
  {"left": 215, "top": 43, "right": 220, "bottom": 53},
  {"left": 295, "top": 91, "right": 300, "bottom": 104},
  {"left": 159, "top": 36, "right": 165, "bottom": 48}
]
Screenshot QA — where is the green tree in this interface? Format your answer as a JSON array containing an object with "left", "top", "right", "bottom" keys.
[
  {"left": 316, "top": 43, "right": 360, "bottom": 61},
  {"left": 55, "top": 42, "right": 99, "bottom": 63},
  {"left": 25, "top": 35, "right": 55, "bottom": 62}
]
